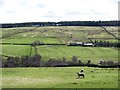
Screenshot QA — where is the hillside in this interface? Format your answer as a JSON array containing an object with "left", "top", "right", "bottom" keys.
[{"left": 1, "top": 26, "right": 119, "bottom": 64}]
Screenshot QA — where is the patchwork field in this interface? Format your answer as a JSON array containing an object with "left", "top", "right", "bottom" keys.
[{"left": 1, "top": 26, "right": 119, "bottom": 63}]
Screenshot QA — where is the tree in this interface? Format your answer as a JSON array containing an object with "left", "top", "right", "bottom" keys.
[
  {"left": 33, "top": 54, "right": 42, "bottom": 67},
  {"left": 86, "top": 60, "right": 91, "bottom": 65},
  {"left": 72, "top": 56, "right": 78, "bottom": 63}
]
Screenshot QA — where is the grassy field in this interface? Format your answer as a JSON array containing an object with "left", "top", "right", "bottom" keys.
[
  {"left": 2, "top": 67, "right": 119, "bottom": 88},
  {"left": 38, "top": 46, "right": 118, "bottom": 63},
  {"left": 1, "top": 45, "right": 118, "bottom": 63},
  {"left": 1, "top": 45, "right": 30, "bottom": 57}
]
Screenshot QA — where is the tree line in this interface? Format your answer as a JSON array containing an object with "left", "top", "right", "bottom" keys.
[
  {"left": 1, "top": 55, "right": 120, "bottom": 68},
  {"left": 1, "top": 21, "right": 119, "bottom": 28}
]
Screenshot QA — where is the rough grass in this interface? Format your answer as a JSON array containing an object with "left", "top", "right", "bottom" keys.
[
  {"left": 1, "top": 26, "right": 118, "bottom": 43},
  {"left": 2, "top": 38, "right": 60, "bottom": 44},
  {"left": 2, "top": 67, "right": 119, "bottom": 88}
]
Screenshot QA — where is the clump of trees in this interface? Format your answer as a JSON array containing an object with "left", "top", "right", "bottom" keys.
[
  {"left": 94, "top": 40, "right": 120, "bottom": 47},
  {"left": 98, "top": 60, "right": 119, "bottom": 66},
  {"left": 2, "top": 54, "right": 41, "bottom": 67}
]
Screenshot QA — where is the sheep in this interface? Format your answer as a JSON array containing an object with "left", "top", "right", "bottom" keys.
[
  {"left": 76, "top": 72, "right": 85, "bottom": 79},
  {"left": 76, "top": 69, "right": 85, "bottom": 79},
  {"left": 91, "top": 68, "right": 99, "bottom": 73}
]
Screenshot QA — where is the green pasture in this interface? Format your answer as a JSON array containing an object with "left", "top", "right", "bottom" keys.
[
  {"left": 38, "top": 46, "right": 118, "bottom": 63},
  {"left": 2, "top": 67, "right": 119, "bottom": 88},
  {"left": 2, "top": 45, "right": 118, "bottom": 63},
  {"left": 1, "top": 45, "right": 30, "bottom": 57}
]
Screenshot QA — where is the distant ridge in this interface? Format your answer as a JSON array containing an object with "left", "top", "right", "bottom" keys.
[{"left": 0, "top": 20, "right": 119, "bottom": 28}]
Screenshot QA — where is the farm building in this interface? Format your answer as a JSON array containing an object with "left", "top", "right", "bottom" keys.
[
  {"left": 68, "top": 42, "right": 94, "bottom": 47},
  {"left": 67, "top": 42, "right": 83, "bottom": 46},
  {"left": 83, "top": 43, "right": 94, "bottom": 47}
]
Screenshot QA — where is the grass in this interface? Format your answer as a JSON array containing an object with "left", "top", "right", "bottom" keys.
[
  {"left": 39, "top": 46, "right": 118, "bottom": 63},
  {"left": 1, "top": 45, "right": 30, "bottom": 56},
  {"left": 2, "top": 67, "right": 119, "bottom": 88},
  {"left": 2, "top": 37, "right": 60, "bottom": 44},
  {"left": 1, "top": 45, "right": 118, "bottom": 63}
]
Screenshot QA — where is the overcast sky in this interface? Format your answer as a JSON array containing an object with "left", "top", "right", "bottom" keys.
[{"left": 0, "top": 0, "right": 119, "bottom": 23}]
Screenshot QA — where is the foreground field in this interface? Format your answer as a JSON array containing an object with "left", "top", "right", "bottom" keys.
[{"left": 2, "top": 67, "right": 119, "bottom": 88}]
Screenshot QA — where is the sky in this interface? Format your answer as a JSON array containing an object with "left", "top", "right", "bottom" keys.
[{"left": 0, "top": 0, "right": 119, "bottom": 23}]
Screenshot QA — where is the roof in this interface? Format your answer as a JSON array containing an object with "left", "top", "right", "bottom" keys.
[{"left": 84, "top": 43, "right": 93, "bottom": 46}]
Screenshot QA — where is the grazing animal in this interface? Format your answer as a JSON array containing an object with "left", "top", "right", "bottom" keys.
[
  {"left": 91, "top": 70, "right": 94, "bottom": 73},
  {"left": 77, "top": 72, "right": 85, "bottom": 78}
]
